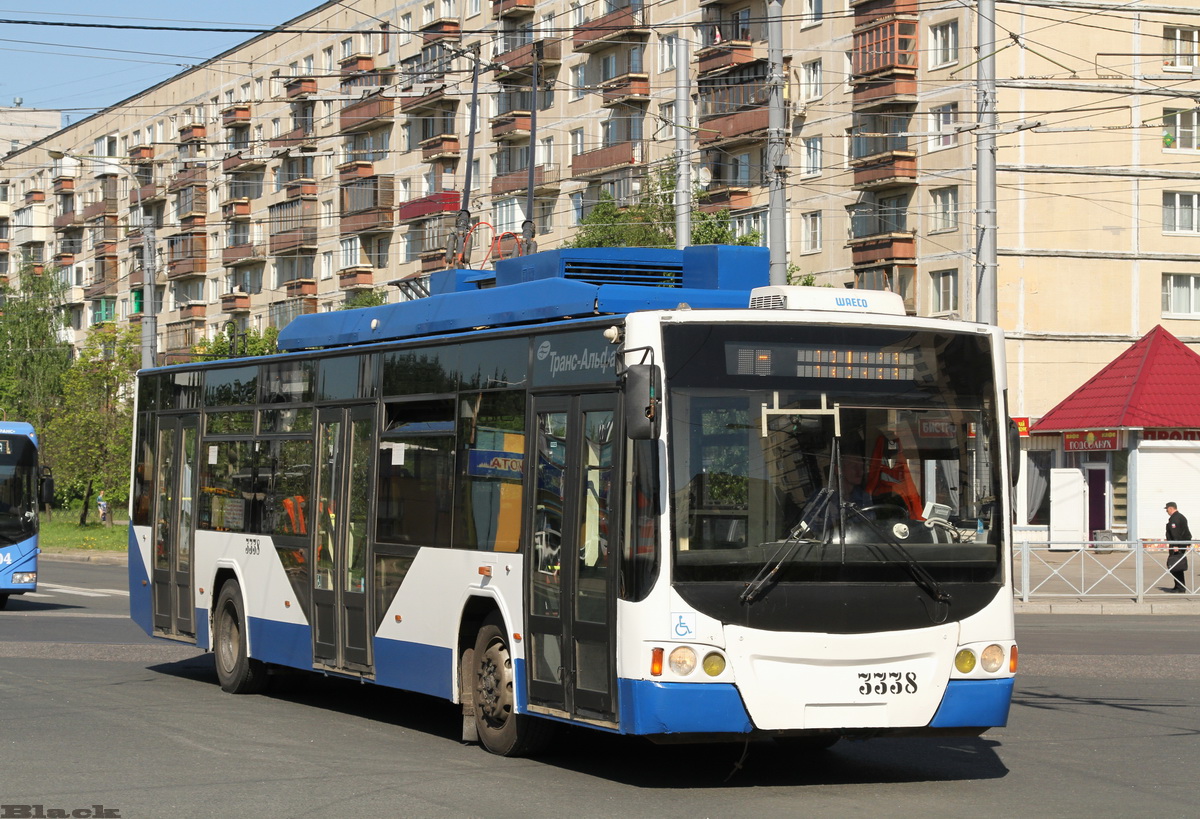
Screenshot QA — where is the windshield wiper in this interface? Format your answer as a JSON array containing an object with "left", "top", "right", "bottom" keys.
[
  {"left": 843, "top": 505, "right": 952, "bottom": 615},
  {"left": 739, "top": 488, "right": 834, "bottom": 604}
]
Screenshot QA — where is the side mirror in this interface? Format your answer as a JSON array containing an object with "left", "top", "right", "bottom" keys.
[
  {"left": 1008, "top": 418, "right": 1021, "bottom": 486},
  {"left": 624, "top": 363, "right": 661, "bottom": 441},
  {"left": 39, "top": 466, "right": 55, "bottom": 506}
]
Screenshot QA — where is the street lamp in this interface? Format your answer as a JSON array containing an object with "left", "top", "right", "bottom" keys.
[{"left": 48, "top": 148, "right": 157, "bottom": 370}]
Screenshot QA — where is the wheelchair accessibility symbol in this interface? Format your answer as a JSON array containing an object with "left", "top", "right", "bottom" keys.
[{"left": 671, "top": 612, "right": 696, "bottom": 638}]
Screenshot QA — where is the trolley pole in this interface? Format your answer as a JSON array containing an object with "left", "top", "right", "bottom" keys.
[{"left": 765, "top": 0, "right": 788, "bottom": 285}]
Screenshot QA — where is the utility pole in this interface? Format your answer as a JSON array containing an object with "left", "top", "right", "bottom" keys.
[
  {"left": 765, "top": 0, "right": 788, "bottom": 285},
  {"left": 675, "top": 35, "right": 691, "bottom": 250},
  {"left": 976, "top": 0, "right": 998, "bottom": 325},
  {"left": 521, "top": 41, "right": 542, "bottom": 255}
]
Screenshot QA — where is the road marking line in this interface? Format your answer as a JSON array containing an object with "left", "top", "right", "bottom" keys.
[
  {"left": 38, "top": 584, "right": 106, "bottom": 598},
  {"left": 92, "top": 588, "right": 131, "bottom": 597}
]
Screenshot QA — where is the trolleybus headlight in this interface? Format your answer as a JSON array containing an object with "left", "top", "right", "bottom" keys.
[
  {"left": 954, "top": 648, "right": 977, "bottom": 674},
  {"left": 11, "top": 572, "right": 35, "bottom": 584},
  {"left": 980, "top": 644, "right": 1005, "bottom": 673},
  {"left": 702, "top": 652, "right": 726, "bottom": 677},
  {"left": 668, "top": 646, "right": 697, "bottom": 676}
]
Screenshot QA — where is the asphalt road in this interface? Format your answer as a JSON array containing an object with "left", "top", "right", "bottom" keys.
[{"left": 1, "top": 559, "right": 1196, "bottom": 819}]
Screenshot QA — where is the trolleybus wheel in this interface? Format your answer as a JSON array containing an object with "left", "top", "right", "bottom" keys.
[
  {"left": 0, "top": 593, "right": 8, "bottom": 610},
  {"left": 473, "top": 617, "right": 553, "bottom": 756},
  {"left": 214, "top": 579, "right": 268, "bottom": 694}
]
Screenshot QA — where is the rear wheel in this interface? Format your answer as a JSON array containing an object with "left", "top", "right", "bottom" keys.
[
  {"left": 473, "top": 617, "right": 553, "bottom": 756},
  {"left": 214, "top": 579, "right": 268, "bottom": 694}
]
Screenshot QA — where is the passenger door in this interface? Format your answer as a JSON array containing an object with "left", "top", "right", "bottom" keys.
[
  {"left": 311, "top": 405, "right": 375, "bottom": 673},
  {"left": 151, "top": 413, "right": 198, "bottom": 637},
  {"left": 526, "top": 394, "right": 619, "bottom": 722}
]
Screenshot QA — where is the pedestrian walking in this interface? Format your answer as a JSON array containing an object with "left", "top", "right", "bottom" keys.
[
  {"left": 97, "top": 490, "right": 109, "bottom": 525},
  {"left": 1163, "top": 502, "right": 1190, "bottom": 593}
]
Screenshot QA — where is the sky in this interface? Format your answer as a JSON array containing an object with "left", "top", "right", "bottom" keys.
[{"left": 0, "top": 2, "right": 343, "bottom": 124}]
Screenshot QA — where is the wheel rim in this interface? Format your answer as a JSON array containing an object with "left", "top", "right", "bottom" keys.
[
  {"left": 217, "top": 602, "right": 239, "bottom": 674},
  {"left": 477, "top": 636, "right": 513, "bottom": 729}
]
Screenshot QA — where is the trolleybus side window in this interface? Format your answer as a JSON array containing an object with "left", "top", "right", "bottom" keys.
[
  {"left": 376, "top": 398, "right": 456, "bottom": 547},
  {"left": 318, "top": 353, "right": 377, "bottom": 401},
  {"left": 454, "top": 390, "right": 526, "bottom": 552},
  {"left": 382, "top": 345, "right": 460, "bottom": 396}
]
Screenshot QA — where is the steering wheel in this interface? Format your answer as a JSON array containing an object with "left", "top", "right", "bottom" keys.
[{"left": 856, "top": 503, "right": 909, "bottom": 520}]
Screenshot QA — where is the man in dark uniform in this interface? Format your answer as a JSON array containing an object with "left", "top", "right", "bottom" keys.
[{"left": 1163, "top": 502, "right": 1190, "bottom": 593}]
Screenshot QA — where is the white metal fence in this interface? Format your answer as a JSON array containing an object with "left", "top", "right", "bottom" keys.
[{"left": 1014, "top": 540, "right": 1195, "bottom": 602}]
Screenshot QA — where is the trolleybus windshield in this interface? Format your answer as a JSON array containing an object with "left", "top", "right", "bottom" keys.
[{"left": 0, "top": 434, "right": 38, "bottom": 543}]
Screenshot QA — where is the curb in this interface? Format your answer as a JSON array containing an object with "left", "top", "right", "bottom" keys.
[
  {"left": 1015, "top": 600, "right": 1199, "bottom": 615},
  {"left": 40, "top": 550, "right": 128, "bottom": 566}
]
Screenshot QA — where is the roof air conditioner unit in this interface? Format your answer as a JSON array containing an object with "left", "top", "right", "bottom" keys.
[{"left": 748, "top": 286, "right": 906, "bottom": 316}]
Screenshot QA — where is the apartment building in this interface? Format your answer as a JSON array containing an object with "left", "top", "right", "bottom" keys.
[{"left": 3, "top": 1, "right": 1200, "bottom": 537}]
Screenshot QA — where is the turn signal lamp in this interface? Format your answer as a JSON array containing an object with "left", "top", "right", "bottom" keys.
[
  {"left": 980, "top": 644, "right": 1005, "bottom": 673},
  {"left": 1010, "top": 644, "right": 1019, "bottom": 673},
  {"left": 650, "top": 647, "right": 664, "bottom": 677},
  {"left": 702, "top": 652, "right": 726, "bottom": 677},
  {"left": 954, "top": 648, "right": 977, "bottom": 674}
]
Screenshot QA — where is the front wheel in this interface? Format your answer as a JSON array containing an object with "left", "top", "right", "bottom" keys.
[
  {"left": 473, "top": 617, "right": 553, "bottom": 756},
  {"left": 214, "top": 579, "right": 268, "bottom": 694},
  {"left": 0, "top": 593, "right": 9, "bottom": 610}
]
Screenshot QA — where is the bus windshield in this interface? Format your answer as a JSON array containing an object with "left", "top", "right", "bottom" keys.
[
  {"left": 0, "top": 434, "right": 38, "bottom": 545},
  {"left": 664, "top": 322, "right": 1003, "bottom": 587}
]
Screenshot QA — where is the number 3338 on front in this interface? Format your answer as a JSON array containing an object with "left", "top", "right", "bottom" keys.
[{"left": 858, "top": 671, "right": 919, "bottom": 696}]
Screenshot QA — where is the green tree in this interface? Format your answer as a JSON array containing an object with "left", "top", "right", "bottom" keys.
[
  {"left": 341, "top": 289, "right": 388, "bottom": 310},
  {"left": 566, "top": 168, "right": 762, "bottom": 249},
  {"left": 190, "top": 325, "right": 279, "bottom": 361},
  {"left": 0, "top": 263, "right": 72, "bottom": 437},
  {"left": 46, "top": 323, "right": 139, "bottom": 524}
]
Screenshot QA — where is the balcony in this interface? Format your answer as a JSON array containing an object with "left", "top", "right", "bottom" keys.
[
  {"left": 284, "top": 76, "right": 318, "bottom": 99},
  {"left": 338, "top": 267, "right": 375, "bottom": 289},
  {"left": 600, "top": 74, "right": 650, "bottom": 107},
  {"left": 696, "top": 40, "right": 761, "bottom": 76},
  {"left": 24, "top": 190, "right": 45, "bottom": 205},
  {"left": 420, "top": 18, "right": 462, "bottom": 43},
  {"left": 491, "top": 112, "right": 531, "bottom": 141},
  {"left": 851, "top": 19, "right": 918, "bottom": 79},
  {"left": 698, "top": 183, "right": 754, "bottom": 213},
  {"left": 53, "top": 211, "right": 82, "bottom": 230},
  {"left": 163, "top": 321, "right": 201, "bottom": 363},
  {"left": 169, "top": 165, "right": 207, "bottom": 193},
  {"left": 167, "top": 244, "right": 208, "bottom": 280},
  {"left": 179, "top": 302, "right": 207, "bottom": 320},
  {"left": 128, "top": 144, "right": 155, "bottom": 162},
  {"left": 178, "top": 123, "right": 206, "bottom": 143},
  {"left": 222, "top": 198, "right": 252, "bottom": 220},
  {"left": 494, "top": 39, "right": 562, "bottom": 77},
  {"left": 270, "top": 227, "right": 318, "bottom": 255},
  {"left": 81, "top": 197, "right": 118, "bottom": 221},
  {"left": 222, "top": 105, "right": 252, "bottom": 127},
  {"left": 851, "top": 151, "right": 917, "bottom": 190},
  {"left": 341, "top": 174, "right": 395, "bottom": 235},
  {"left": 570, "top": 141, "right": 645, "bottom": 178},
  {"left": 698, "top": 105, "right": 770, "bottom": 146},
  {"left": 396, "top": 190, "right": 460, "bottom": 222},
  {"left": 222, "top": 242, "right": 267, "bottom": 267},
  {"left": 132, "top": 181, "right": 165, "bottom": 204},
  {"left": 285, "top": 179, "right": 319, "bottom": 200},
  {"left": 340, "top": 91, "right": 395, "bottom": 133},
  {"left": 400, "top": 86, "right": 450, "bottom": 114},
  {"left": 339, "top": 53, "right": 376, "bottom": 75},
  {"left": 852, "top": 76, "right": 918, "bottom": 110},
  {"left": 223, "top": 150, "right": 265, "bottom": 173},
  {"left": 848, "top": 232, "right": 916, "bottom": 266},
  {"left": 268, "top": 126, "right": 317, "bottom": 150},
  {"left": 284, "top": 278, "right": 318, "bottom": 297},
  {"left": 52, "top": 176, "right": 75, "bottom": 194},
  {"left": 491, "top": 164, "right": 561, "bottom": 195},
  {"left": 221, "top": 291, "right": 252, "bottom": 313},
  {"left": 573, "top": 6, "right": 648, "bottom": 53},
  {"left": 492, "top": 0, "right": 535, "bottom": 17},
  {"left": 421, "top": 135, "right": 460, "bottom": 161}
]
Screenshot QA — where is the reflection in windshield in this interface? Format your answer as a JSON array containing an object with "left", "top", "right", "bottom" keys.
[
  {"left": 664, "top": 325, "right": 1002, "bottom": 586},
  {"left": 0, "top": 435, "right": 37, "bottom": 545}
]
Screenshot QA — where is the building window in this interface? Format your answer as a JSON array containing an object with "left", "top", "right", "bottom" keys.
[
  {"left": 1164, "top": 27, "right": 1199, "bottom": 70},
  {"left": 931, "top": 103, "right": 959, "bottom": 149},
  {"left": 801, "top": 137, "right": 822, "bottom": 176},
  {"left": 571, "top": 64, "right": 587, "bottom": 100},
  {"left": 732, "top": 209, "right": 766, "bottom": 245},
  {"left": 321, "top": 251, "right": 334, "bottom": 280},
  {"left": 570, "top": 128, "right": 585, "bottom": 156},
  {"left": 1163, "top": 273, "right": 1200, "bottom": 315},
  {"left": 802, "top": 0, "right": 822, "bottom": 27},
  {"left": 659, "top": 33, "right": 677, "bottom": 73},
  {"left": 931, "top": 269, "right": 959, "bottom": 314},
  {"left": 930, "top": 22, "right": 958, "bottom": 69},
  {"left": 1164, "top": 192, "right": 1200, "bottom": 233},
  {"left": 801, "top": 60, "right": 822, "bottom": 103},
  {"left": 800, "top": 211, "right": 821, "bottom": 253},
  {"left": 1164, "top": 108, "right": 1198, "bottom": 150},
  {"left": 570, "top": 191, "right": 585, "bottom": 225},
  {"left": 495, "top": 197, "right": 525, "bottom": 233},
  {"left": 930, "top": 186, "right": 959, "bottom": 233}
]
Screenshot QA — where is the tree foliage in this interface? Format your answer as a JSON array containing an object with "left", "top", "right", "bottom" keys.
[
  {"left": 565, "top": 168, "right": 763, "bottom": 249},
  {"left": 0, "top": 264, "right": 72, "bottom": 436},
  {"left": 45, "top": 322, "right": 139, "bottom": 522},
  {"left": 341, "top": 289, "right": 388, "bottom": 310},
  {"left": 190, "top": 325, "right": 279, "bottom": 361}
]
